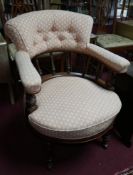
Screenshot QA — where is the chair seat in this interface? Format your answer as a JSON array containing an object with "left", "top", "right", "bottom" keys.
[
  {"left": 28, "top": 76, "right": 121, "bottom": 140},
  {"left": 96, "top": 34, "right": 133, "bottom": 49}
]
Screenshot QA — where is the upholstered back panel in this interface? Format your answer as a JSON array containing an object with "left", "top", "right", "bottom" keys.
[{"left": 5, "top": 10, "right": 93, "bottom": 58}]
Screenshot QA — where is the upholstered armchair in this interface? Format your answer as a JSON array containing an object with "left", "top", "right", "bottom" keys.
[{"left": 5, "top": 10, "right": 130, "bottom": 166}]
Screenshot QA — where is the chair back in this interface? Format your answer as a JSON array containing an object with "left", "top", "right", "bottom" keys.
[{"left": 5, "top": 10, "right": 93, "bottom": 58}]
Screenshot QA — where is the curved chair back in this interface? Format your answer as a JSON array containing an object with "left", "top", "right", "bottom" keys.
[{"left": 5, "top": 10, "right": 93, "bottom": 58}]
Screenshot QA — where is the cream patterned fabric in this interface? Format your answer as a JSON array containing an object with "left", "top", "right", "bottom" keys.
[
  {"left": 86, "top": 43, "right": 130, "bottom": 73},
  {"left": 8, "top": 43, "right": 64, "bottom": 60},
  {"left": 96, "top": 34, "right": 133, "bottom": 49},
  {"left": 9, "top": 42, "right": 130, "bottom": 74},
  {"left": 5, "top": 10, "right": 130, "bottom": 76},
  {"left": 15, "top": 51, "right": 41, "bottom": 94},
  {"left": 5, "top": 10, "right": 93, "bottom": 58},
  {"left": 8, "top": 41, "right": 130, "bottom": 74},
  {"left": 28, "top": 76, "right": 121, "bottom": 140}
]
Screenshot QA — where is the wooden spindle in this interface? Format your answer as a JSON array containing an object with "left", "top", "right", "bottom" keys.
[
  {"left": 35, "top": 58, "right": 43, "bottom": 75},
  {"left": 50, "top": 52, "right": 56, "bottom": 75},
  {"left": 95, "top": 63, "right": 101, "bottom": 81},
  {"left": 65, "top": 52, "right": 71, "bottom": 74},
  {"left": 82, "top": 55, "right": 88, "bottom": 78},
  {"left": 85, "top": 56, "right": 92, "bottom": 75}
]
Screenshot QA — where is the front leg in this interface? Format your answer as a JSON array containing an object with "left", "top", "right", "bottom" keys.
[{"left": 26, "top": 94, "right": 38, "bottom": 114}]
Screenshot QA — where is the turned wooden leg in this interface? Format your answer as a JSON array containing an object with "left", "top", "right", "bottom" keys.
[
  {"left": 98, "top": 130, "right": 112, "bottom": 149},
  {"left": 26, "top": 94, "right": 38, "bottom": 114},
  {"left": 101, "top": 135, "right": 109, "bottom": 149},
  {"left": 46, "top": 142, "right": 54, "bottom": 170}
]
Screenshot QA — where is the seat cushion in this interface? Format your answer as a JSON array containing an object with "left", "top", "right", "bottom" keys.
[
  {"left": 96, "top": 34, "right": 133, "bottom": 49},
  {"left": 28, "top": 76, "right": 121, "bottom": 140}
]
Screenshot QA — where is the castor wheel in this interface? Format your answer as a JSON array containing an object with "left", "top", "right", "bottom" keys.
[
  {"left": 47, "top": 157, "right": 54, "bottom": 170},
  {"left": 46, "top": 142, "right": 54, "bottom": 169},
  {"left": 101, "top": 135, "right": 109, "bottom": 149}
]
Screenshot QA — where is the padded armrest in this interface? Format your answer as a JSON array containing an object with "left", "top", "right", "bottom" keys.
[
  {"left": 86, "top": 43, "right": 130, "bottom": 73},
  {"left": 15, "top": 51, "right": 41, "bottom": 94}
]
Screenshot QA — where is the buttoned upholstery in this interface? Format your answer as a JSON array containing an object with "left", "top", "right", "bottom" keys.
[
  {"left": 5, "top": 10, "right": 130, "bottom": 141},
  {"left": 5, "top": 10, "right": 93, "bottom": 58}
]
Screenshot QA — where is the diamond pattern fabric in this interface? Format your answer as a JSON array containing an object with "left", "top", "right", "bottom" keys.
[
  {"left": 15, "top": 51, "right": 41, "bottom": 94},
  {"left": 86, "top": 43, "right": 130, "bottom": 73},
  {"left": 5, "top": 10, "right": 130, "bottom": 76},
  {"left": 28, "top": 76, "right": 121, "bottom": 140},
  {"left": 5, "top": 10, "right": 93, "bottom": 58}
]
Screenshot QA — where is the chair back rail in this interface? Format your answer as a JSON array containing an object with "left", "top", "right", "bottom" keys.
[{"left": 32, "top": 51, "right": 115, "bottom": 90}]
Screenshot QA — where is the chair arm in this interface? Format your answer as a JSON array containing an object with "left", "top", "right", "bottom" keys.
[
  {"left": 86, "top": 43, "right": 130, "bottom": 73},
  {"left": 15, "top": 51, "right": 41, "bottom": 94}
]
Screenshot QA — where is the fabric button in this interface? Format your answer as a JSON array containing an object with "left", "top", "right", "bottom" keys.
[
  {"left": 51, "top": 25, "right": 58, "bottom": 32},
  {"left": 37, "top": 29, "right": 43, "bottom": 33},
  {"left": 43, "top": 35, "right": 48, "bottom": 41},
  {"left": 58, "top": 35, "right": 65, "bottom": 41}
]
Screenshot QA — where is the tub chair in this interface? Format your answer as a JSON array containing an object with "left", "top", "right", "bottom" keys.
[{"left": 5, "top": 10, "right": 130, "bottom": 167}]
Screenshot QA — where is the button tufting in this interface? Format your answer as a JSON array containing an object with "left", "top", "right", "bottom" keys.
[
  {"left": 43, "top": 35, "right": 48, "bottom": 41},
  {"left": 76, "top": 35, "right": 82, "bottom": 42},
  {"left": 51, "top": 25, "right": 58, "bottom": 32},
  {"left": 68, "top": 26, "right": 75, "bottom": 33},
  {"left": 58, "top": 34, "right": 65, "bottom": 41},
  {"left": 37, "top": 29, "right": 43, "bottom": 33}
]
